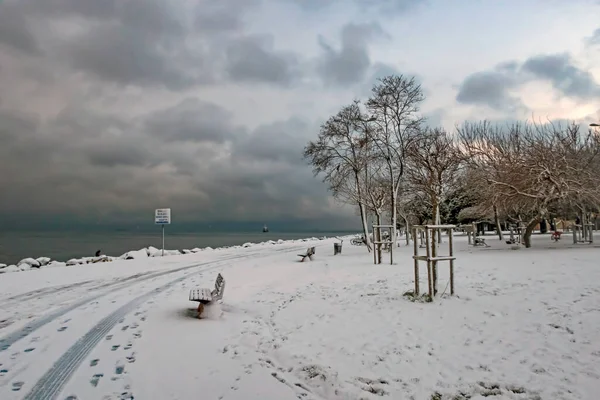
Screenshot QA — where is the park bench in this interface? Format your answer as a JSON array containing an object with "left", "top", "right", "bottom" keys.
[
  {"left": 189, "top": 273, "right": 226, "bottom": 318},
  {"left": 473, "top": 237, "right": 490, "bottom": 247},
  {"left": 298, "top": 247, "right": 316, "bottom": 262},
  {"left": 551, "top": 231, "right": 562, "bottom": 242}
]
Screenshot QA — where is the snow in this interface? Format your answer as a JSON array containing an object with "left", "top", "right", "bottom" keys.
[
  {"left": 0, "top": 234, "right": 599, "bottom": 399},
  {"left": 17, "top": 258, "right": 40, "bottom": 268}
]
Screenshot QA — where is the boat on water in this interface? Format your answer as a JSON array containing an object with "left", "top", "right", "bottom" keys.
[{"left": 263, "top": 224, "right": 269, "bottom": 233}]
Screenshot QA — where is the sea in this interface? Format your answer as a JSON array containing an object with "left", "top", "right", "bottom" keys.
[{"left": 0, "top": 229, "right": 357, "bottom": 266}]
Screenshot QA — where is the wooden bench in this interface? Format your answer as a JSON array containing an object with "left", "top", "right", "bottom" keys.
[
  {"left": 298, "top": 246, "right": 316, "bottom": 262},
  {"left": 189, "top": 273, "right": 226, "bottom": 318},
  {"left": 474, "top": 237, "right": 490, "bottom": 247}
]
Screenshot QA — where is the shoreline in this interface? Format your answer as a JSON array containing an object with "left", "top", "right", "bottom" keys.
[{"left": 0, "top": 234, "right": 355, "bottom": 274}]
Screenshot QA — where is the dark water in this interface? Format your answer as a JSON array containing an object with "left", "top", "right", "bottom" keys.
[{"left": 0, "top": 230, "right": 355, "bottom": 265}]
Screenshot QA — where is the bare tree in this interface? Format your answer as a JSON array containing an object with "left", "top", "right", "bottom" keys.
[
  {"left": 458, "top": 121, "right": 600, "bottom": 247},
  {"left": 405, "top": 127, "right": 463, "bottom": 237},
  {"left": 404, "top": 127, "right": 462, "bottom": 293},
  {"left": 304, "top": 101, "right": 373, "bottom": 250},
  {"left": 366, "top": 75, "right": 425, "bottom": 258}
]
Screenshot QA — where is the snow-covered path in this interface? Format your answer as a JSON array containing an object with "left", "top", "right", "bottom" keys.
[{"left": 1, "top": 235, "right": 600, "bottom": 399}]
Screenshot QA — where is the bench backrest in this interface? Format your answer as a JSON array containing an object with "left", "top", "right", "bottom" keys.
[{"left": 212, "top": 273, "right": 226, "bottom": 301}]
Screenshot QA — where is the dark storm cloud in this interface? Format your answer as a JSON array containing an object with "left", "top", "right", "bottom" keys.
[
  {"left": 286, "top": 0, "right": 425, "bottom": 14},
  {"left": 194, "top": 0, "right": 260, "bottom": 33},
  {"left": 317, "top": 22, "right": 386, "bottom": 86},
  {"left": 0, "top": 100, "right": 331, "bottom": 221},
  {"left": 144, "top": 98, "right": 243, "bottom": 143},
  {"left": 0, "top": 0, "right": 362, "bottom": 224},
  {"left": 0, "top": 0, "right": 300, "bottom": 90},
  {"left": 456, "top": 53, "right": 600, "bottom": 111},
  {"left": 232, "top": 118, "right": 311, "bottom": 164},
  {"left": 0, "top": 2, "right": 40, "bottom": 54},
  {"left": 456, "top": 70, "right": 522, "bottom": 111},
  {"left": 522, "top": 54, "right": 600, "bottom": 99},
  {"left": 225, "top": 35, "right": 301, "bottom": 85}
]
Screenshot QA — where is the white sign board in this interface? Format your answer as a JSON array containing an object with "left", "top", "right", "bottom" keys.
[{"left": 155, "top": 208, "right": 171, "bottom": 225}]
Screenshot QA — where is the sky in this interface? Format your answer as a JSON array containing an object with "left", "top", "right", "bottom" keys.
[{"left": 0, "top": 0, "right": 599, "bottom": 229}]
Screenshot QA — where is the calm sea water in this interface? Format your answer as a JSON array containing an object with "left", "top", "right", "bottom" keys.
[{"left": 0, "top": 230, "right": 355, "bottom": 265}]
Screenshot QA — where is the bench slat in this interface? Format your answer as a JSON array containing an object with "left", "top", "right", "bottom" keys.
[{"left": 189, "top": 288, "right": 213, "bottom": 302}]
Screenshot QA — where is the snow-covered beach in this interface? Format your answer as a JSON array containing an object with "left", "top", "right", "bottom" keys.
[
  {"left": 0, "top": 236, "right": 333, "bottom": 274},
  {"left": 0, "top": 233, "right": 598, "bottom": 400}
]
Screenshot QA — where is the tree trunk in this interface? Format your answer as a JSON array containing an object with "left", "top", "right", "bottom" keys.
[
  {"left": 493, "top": 205, "right": 504, "bottom": 241},
  {"left": 431, "top": 199, "right": 441, "bottom": 244},
  {"left": 404, "top": 216, "right": 410, "bottom": 245},
  {"left": 431, "top": 223, "right": 438, "bottom": 296},
  {"left": 523, "top": 217, "right": 539, "bottom": 248},
  {"left": 390, "top": 184, "right": 398, "bottom": 264},
  {"left": 358, "top": 203, "right": 371, "bottom": 252},
  {"left": 375, "top": 212, "right": 382, "bottom": 263},
  {"left": 354, "top": 170, "right": 371, "bottom": 252},
  {"left": 435, "top": 201, "right": 442, "bottom": 243}
]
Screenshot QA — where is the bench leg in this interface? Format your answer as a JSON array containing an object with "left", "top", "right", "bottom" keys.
[{"left": 197, "top": 303, "right": 205, "bottom": 319}]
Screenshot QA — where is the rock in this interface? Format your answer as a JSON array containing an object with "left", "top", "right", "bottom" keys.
[
  {"left": 36, "top": 257, "right": 52, "bottom": 267},
  {"left": 0, "top": 263, "right": 6, "bottom": 269},
  {"left": 150, "top": 249, "right": 180, "bottom": 257},
  {"left": 181, "top": 249, "right": 192, "bottom": 254},
  {"left": 277, "top": 239, "right": 284, "bottom": 244},
  {"left": 204, "top": 247, "right": 214, "bottom": 251},
  {"left": 66, "top": 258, "right": 83, "bottom": 266},
  {"left": 19, "top": 264, "right": 32, "bottom": 271},
  {"left": 0, "top": 265, "right": 19, "bottom": 273},
  {"left": 91, "top": 255, "right": 112, "bottom": 263},
  {"left": 121, "top": 249, "right": 149, "bottom": 260},
  {"left": 191, "top": 247, "right": 202, "bottom": 253},
  {"left": 18, "top": 258, "right": 40, "bottom": 267},
  {"left": 47, "top": 261, "right": 66, "bottom": 268},
  {"left": 146, "top": 246, "right": 160, "bottom": 256},
  {"left": 267, "top": 240, "right": 276, "bottom": 245},
  {"left": 242, "top": 242, "right": 253, "bottom": 248}
]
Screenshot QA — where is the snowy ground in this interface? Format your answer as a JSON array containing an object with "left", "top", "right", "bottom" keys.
[{"left": 0, "top": 234, "right": 599, "bottom": 400}]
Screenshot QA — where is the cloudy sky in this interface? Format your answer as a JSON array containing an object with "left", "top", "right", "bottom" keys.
[{"left": 1, "top": 0, "right": 599, "bottom": 229}]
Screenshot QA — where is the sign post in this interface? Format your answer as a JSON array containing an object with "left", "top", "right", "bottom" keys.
[{"left": 154, "top": 208, "right": 171, "bottom": 256}]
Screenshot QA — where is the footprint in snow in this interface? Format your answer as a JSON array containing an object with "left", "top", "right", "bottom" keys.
[
  {"left": 106, "top": 335, "right": 113, "bottom": 341},
  {"left": 126, "top": 353, "right": 136, "bottom": 363},
  {"left": 58, "top": 326, "right": 68, "bottom": 332},
  {"left": 121, "top": 325, "right": 129, "bottom": 331},
  {"left": 64, "top": 396, "right": 78, "bottom": 400},
  {"left": 111, "top": 345, "right": 120, "bottom": 351},
  {"left": 24, "top": 348, "right": 35, "bottom": 353},
  {"left": 115, "top": 365, "right": 125, "bottom": 375},
  {"left": 12, "top": 381, "right": 24, "bottom": 391},
  {"left": 0, "top": 368, "right": 8, "bottom": 376},
  {"left": 124, "top": 343, "right": 132, "bottom": 350},
  {"left": 90, "top": 373, "right": 104, "bottom": 387},
  {"left": 90, "top": 359, "right": 100, "bottom": 367}
]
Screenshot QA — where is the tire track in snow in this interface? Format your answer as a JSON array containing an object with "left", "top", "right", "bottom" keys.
[
  {"left": 1, "top": 281, "right": 96, "bottom": 303},
  {"left": 21, "top": 243, "right": 316, "bottom": 400},
  {"left": 21, "top": 259, "right": 236, "bottom": 400},
  {"left": 0, "top": 252, "right": 254, "bottom": 352}
]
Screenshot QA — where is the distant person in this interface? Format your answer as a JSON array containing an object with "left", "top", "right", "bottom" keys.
[{"left": 95, "top": 250, "right": 101, "bottom": 257}]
